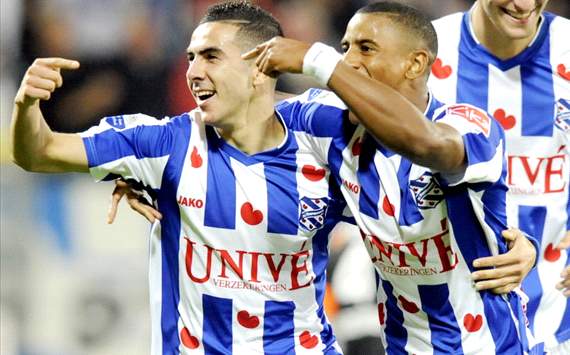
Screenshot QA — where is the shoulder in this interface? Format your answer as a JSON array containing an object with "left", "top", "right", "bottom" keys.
[
  {"left": 435, "top": 103, "right": 499, "bottom": 138},
  {"left": 276, "top": 88, "right": 349, "bottom": 137}
]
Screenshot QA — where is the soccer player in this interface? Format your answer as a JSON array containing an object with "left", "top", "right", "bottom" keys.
[
  {"left": 245, "top": 1, "right": 538, "bottom": 353},
  {"left": 428, "top": 1, "right": 570, "bottom": 353},
  {"left": 10, "top": 2, "right": 349, "bottom": 354}
]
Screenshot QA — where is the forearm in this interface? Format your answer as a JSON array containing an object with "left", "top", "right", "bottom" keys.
[
  {"left": 328, "top": 62, "right": 464, "bottom": 172},
  {"left": 11, "top": 101, "right": 55, "bottom": 171}
]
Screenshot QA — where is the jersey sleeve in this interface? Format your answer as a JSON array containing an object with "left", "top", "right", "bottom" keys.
[
  {"left": 434, "top": 104, "right": 506, "bottom": 187},
  {"left": 79, "top": 113, "right": 177, "bottom": 189},
  {"left": 276, "top": 88, "right": 350, "bottom": 163}
]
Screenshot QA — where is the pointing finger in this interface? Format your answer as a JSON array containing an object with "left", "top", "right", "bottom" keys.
[
  {"left": 36, "top": 57, "right": 80, "bottom": 70},
  {"left": 242, "top": 46, "right": 263, "bottom": 60}
]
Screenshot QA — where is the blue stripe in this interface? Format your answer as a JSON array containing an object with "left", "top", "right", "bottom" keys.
[
  {"left": 521, "top": 60, "right": 554, "bottom": 137},
  {"left": 265, "top": 139, "right": 299, "bottom": 235},
  {"left": 263, "top": 301, "right": 296, "bottom": 354},
  {"left": 397, "top": 158, "right": 423, "bottom": 226},
  {"left": 445, "top": 188, "right": 524, "bottom": 352},
  {"left": 519, "top": 206, "right": 547, "bottom": 335},
  {"left": 456, "top": 17, "right": 488, "bottom": 111},
  {"left": 83, "top": 123, "right": 173, "bottom": 167},
  {"left": 203, "top": 294, "right": 233, "bottom": 354},
  {"left": 418, "top": 284, "right": 463, "bottom": 355},
  {"left": 155, "top": 116, "right": 192, "bottom": 353},
  {"left": 312, "top": 198, "right": 343, "bottom": 353},
  {"left": 358, "top": 136, "right": 381, "bottom": 219},
  {"left": 381, "top": 280, "right": 408, "bottom": 354},
  {"left": 204, "top": 127, "right": 236, "bottom": 229}
]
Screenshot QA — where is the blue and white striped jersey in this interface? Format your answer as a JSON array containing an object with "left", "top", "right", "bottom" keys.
[
  {"left": 80, "top": 111, "right": 347, "bottom": 354},
  {"left": 430, "top": 10, "right": 570, "bottom": 349},
  {"left": 278, "top": 88, "right": 534, "bottom": 354}
]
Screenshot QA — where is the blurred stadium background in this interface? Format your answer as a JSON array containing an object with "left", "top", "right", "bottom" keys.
[{"left": 1, "top": 1, "right": 568, "bottom": 354}]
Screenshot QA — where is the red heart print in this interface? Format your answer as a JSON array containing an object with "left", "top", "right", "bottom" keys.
[
  {"left": 544, "top": 243, "right": 561, "bottom": 262},
  {"left": 493, "top": 109, "right": 516, "bottom": 130},
  {"left": 180, "top": 327, "right": 200, "bottom": 349},
  {"left": 237, "top": 310, "right": 260, "bottom": 328},
  {"left": 191, "top": 146, "right": 203, "bottom": 168},
  {"left": 558, "top": 64, "right": 570, "bottom": 81},
  {"left": 352, "top": 137, "right": 362, "bottom": 156},
  {"left": 378, "top": 303, "right": 386, "bottom": 325},
  {"left": 398, "top": 295, "right": 419, "bottom": 313},
  {"left": 299, "top": 330, "right": 318, "bottom": 349},
  {"left": 463, "top": 313, "right": 483, "bottom": 332},
  {"left": 382, "top": 196, "right": 395, "bottom": 217},
  {"left": 431, "top": 58, "right": 452, "bottom": 79},
  {"left": 302, "top": 164, "right": 326, "bottom": 181},
  {"left": 241, "top": 202, "right": 263, "bottom": 225}
]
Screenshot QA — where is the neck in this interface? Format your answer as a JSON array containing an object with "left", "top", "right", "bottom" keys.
[
  {"left": 402, "top": 81, "right": 430, "bottom": 114},
  {"left": 217, "top": 93, "right": 285, "bottom": 155},
  {"left": 471, "top": 3, "right": 539, "bottom": 59}
]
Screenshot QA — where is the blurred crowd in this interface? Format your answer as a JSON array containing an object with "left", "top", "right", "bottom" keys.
[
  {"left": 1, "top": 0, "right": 568, "bottom": 132},
  {"left": 1, "top": 1, "right": 569, "bottom": 355}
]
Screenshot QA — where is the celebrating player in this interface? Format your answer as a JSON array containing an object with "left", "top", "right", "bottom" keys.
[
  {"left": 11, "top": 2, "right": 350, "bottom": 354},
  {"left": 429, "top": 0, "right": 570, "bottom": 353},
  {"left": 245, "top": 1, "right": 538, "bottom": 353}
]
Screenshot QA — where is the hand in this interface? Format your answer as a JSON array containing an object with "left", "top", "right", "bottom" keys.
[
  {"left": 107, "top": 180, "right": 162, "bottom": 224},
  {"left": 555, "top": 231, "right": 570, "bottom": 297},
  {"left": 471, "top": 228, "right": 536, "bottom": 294},
  {"left": 15, "top": 57, "right": 80, "bottom": 107},
  {"left": 242, "top": 37, "right": 311, "bottom": 77}
]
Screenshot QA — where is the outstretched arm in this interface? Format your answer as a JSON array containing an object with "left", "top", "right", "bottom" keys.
[
  {"left": 11, "top": 57, "right": 88, "bottom": 173},
  {"left": 244, "top": 38, "right": 465, "bottom": 173}
]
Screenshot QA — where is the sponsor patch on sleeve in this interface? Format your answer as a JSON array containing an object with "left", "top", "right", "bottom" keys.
[{"left": 446, "top": 104, "right": 491, "bottom": 136}]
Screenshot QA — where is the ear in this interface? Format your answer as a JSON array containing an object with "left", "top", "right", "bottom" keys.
[{"left": 405, "top": 49, "right": 430, "bottom": 80}]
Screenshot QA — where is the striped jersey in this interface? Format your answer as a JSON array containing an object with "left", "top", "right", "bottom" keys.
[
  {"left": 278, "top": 88, "right": 533, "bottom": 354},
  {"left": 429, "top": 10, "right": 570, "bottom": 349},
  {"left": 80, "top": 111, "right": 347, "bottom": 354}
]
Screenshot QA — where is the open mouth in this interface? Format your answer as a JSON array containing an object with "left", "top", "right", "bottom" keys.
[{"left": 194, "top": 90, "right": 216, "bottom": 103}]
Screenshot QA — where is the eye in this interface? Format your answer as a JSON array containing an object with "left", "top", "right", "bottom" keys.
[
  {"left": 340, "top": 42, "right": 349, "bottom": 53},
  {"left": 206, "top": 53, "right": 218, "bottom": 61},
  {"left": 361, "top": 44, "right": 372, "bottom": 52},
  {"left": 187, "top": 53, "right": 195, "bottom": 62}
]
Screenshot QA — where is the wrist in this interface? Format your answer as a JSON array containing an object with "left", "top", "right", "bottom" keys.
[{"left": 302, "top": 42, "right": 342, "bottom": 87}]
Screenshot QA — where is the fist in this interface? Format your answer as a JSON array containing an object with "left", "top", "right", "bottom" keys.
[{"left": 15, "top": 57, "right": 80, "bottom": 106}]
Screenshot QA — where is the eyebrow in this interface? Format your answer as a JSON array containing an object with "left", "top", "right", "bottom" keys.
[{"left": 187, "top": 47, "right": 224, "bottom": 58}]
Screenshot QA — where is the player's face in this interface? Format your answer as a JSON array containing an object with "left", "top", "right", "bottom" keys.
[
  {"left": 478, "top": 0, "right": 548, "bottom": 40},
  {"left": 186, "top": 22, "right": 254, "bottom": 126},
  {"left": 341, "top": 13, "right": 413, "bottom": 93}
]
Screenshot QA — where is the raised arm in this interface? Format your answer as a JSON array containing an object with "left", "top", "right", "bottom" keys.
[
  {"left": 243, "top": 38, "right": 465, "bottom": 174},
  {"left": 11, "top": 57, "right": 88, "bottom": 173}
]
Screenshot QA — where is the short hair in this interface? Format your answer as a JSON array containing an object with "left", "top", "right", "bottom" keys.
[
  {"left": 357, "top": 1, "right": 438, "bottom": 63},
  {"left": 199, "top": 1, "right": 283, "bottom": 49}
]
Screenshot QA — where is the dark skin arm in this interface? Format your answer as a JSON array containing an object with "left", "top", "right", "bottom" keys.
[{"left": 244, "top": 37, "right": 465, "bottom": 174}]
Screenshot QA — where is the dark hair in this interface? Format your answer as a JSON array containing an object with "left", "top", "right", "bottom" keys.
[
  {"left": 357, "top": 1, "right": 438, "bottom": 63},
  {"left": 200, "top": 1, "right": 283, "bottom": 49}
]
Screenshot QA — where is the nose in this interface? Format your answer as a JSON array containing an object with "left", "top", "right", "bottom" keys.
[
  {"left": 187, "top": 57, "right": 205, "bottom": 82},
  {"left": 512, "top": 0, "right": 538, "bottom": 12},
  {"left": 342, "top": 48, "right": 361, "bottom": 70}
]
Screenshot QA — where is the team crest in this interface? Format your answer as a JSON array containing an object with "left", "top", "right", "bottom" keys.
[
  {"left": 554, "top": 98, "right": 570, "bottom": 132},
  {"left": 299, "top": 197, "right": 329, "bottom": 231},
  {"left": 106, "top": 115, "right": 126, "bottom": 129},
  {"left": 409, "top": 172, "right": 444, "bottom": 209}
]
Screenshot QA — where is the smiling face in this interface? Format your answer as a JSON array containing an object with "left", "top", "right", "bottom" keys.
[
  {"left": 340, "top": 13, "right": 417, "bottom": 92},
  {"left": 478, "top": 0, "right": 548, "bottom": 41},
  {"left": 186, "top": 21, "right": 255, "bottom": 127}
]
